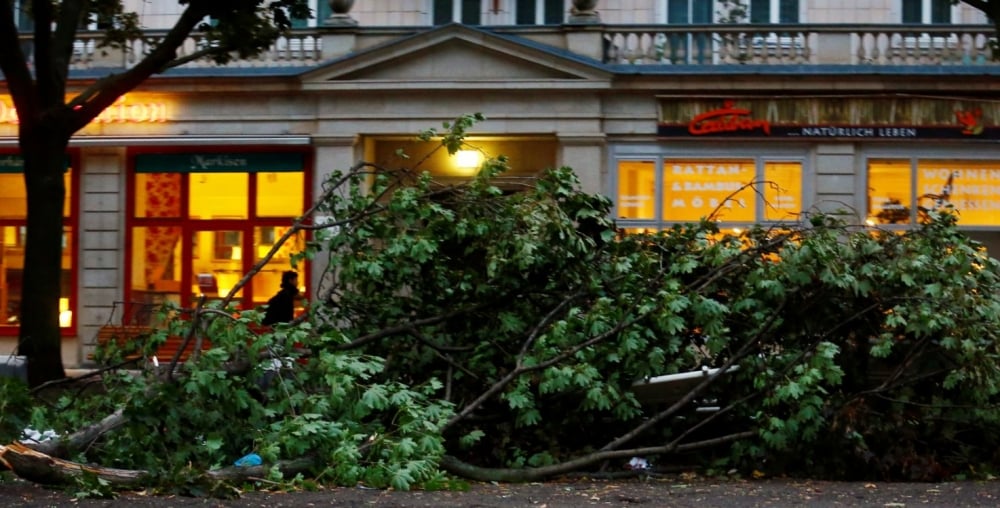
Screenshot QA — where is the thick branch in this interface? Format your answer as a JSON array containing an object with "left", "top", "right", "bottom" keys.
[
  {"left": 440, "top": 430, "right": 756, "bottom": 482},
  {"left": 27, "top": 408, "right": 126, "bottom": 458},
  {"left": 67, "top": 3, "right": 212, "bottom": 132}
]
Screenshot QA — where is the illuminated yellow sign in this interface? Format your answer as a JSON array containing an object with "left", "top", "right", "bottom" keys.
[
  {"left": 617, "top": 159, "right": 802, "bottom": 223},
  {"left": 0, "top": 94, "right": 168, "bottom": 125}
]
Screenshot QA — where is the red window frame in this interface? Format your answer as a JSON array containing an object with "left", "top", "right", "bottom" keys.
[{"left": 123, "top": 146, "right": 313, "bottom": 312}]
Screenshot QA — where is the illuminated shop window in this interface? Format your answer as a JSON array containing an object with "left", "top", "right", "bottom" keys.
[
  {"left": 128, "top": 152, "right": 308, "bottom": 314},
  {"left": 257, "top": 172, "right": 305, "bottom": 217},
  {"left": 868, "top": 159, "right": 1000, "bottom": 226},
  {"left": 0, "top": 158, "right": 76, "bottom": 333},
  {"left": 868, "top": 159, "right": 912, "bottom": 225},
  {"left": 763, "top": 161, "right": 803, "bottom": 222},
  {"left": 189, "top": 173, "right": 249, "bottom": 220},
  {"left": 663, "top": 159, "right": 757, "bottom": 222},
  {"left": 251, "top": 226, "right": 306, "bottom": 307},
  {"left": 616, "top": 157, "right": 802, "bottom": 232},
  {"left": 617, "top": 160, "right": 656, "bottom": 220}
]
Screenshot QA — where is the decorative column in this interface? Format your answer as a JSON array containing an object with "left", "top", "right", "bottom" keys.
[
  {"left": 568, "top": 0, "right": 600, "bottom": 24},
  {"left": 325, "top": 0, "right": 358, "bottom": 27}
]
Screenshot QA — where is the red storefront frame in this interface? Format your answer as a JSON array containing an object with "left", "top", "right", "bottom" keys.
[{"left": 123, "top": 145, "right": 313, "bottom": 314}]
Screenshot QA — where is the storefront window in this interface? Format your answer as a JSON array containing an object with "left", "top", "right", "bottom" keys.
[
  {"left": 664, "top": 159, "right": 756, "bottom": 222},
  {"left": 617, "top": 160, "right": 656, "bottom": 220},
  {"left": 868, "top": 158, "right": 1000, "bottom": 226},
  {"left": 251, "top": 226, "right": 306, "bottom": 308},
  {"left": 763, "top": 161, "right": 803, "bottom": 222},
  {"left": 189, "top": 173, "right": 249, "bottom": 220},
  {"left": 868, "top": 159, "right": 912, "bottom": 225},
  {"left": 616, "top": 156, "right": 802, "bottom": 231},
  {"left": 128, "top": 152, "right": 308, "bottom": 314},
  {"left": 257, "top": 172, "right": 304, "bottom": 217},
  {"left": 0, "top": 157, "right": 76, "bottom": 333}
]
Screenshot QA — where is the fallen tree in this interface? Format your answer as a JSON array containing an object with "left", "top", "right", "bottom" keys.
[{"left": 4, "top": 117, "right": 1000, "bottom": 493}]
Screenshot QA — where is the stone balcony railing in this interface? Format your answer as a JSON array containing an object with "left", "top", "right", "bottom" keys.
[
  {"left": 22, "top": 24, "right": 997, "bottom": 72},
  {"left": 602, "top": 24, "right": 997, "bottom": 66}
]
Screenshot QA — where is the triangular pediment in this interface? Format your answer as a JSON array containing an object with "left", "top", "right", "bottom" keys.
[{"left": 301, "top": 24, "right": 610, "bottom": 90}]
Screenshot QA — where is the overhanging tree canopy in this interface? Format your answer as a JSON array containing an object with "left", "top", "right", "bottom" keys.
[{"left": 0, "top": 0, "right": 310, "bottom": 387}]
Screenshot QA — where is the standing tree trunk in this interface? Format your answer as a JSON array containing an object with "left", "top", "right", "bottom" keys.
[{"left": 18, "top": 118, "right": 70, "bottom": 386}]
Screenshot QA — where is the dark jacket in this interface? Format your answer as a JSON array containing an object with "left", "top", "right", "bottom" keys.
[{"left": 262, "top": 285, "right": 298, "bottom": 325}]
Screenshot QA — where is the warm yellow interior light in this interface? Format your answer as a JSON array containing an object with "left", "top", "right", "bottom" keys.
[
  {"left": 58, "top": 298, "right": 72, "bottom": 328},
  {"left": 455, "top": 150, "right": 482, "bottom": 170}
]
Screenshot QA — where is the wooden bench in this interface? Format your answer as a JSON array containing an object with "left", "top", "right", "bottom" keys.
[{"left": 92, "top": 325, "right": 205, "bottom": 363}]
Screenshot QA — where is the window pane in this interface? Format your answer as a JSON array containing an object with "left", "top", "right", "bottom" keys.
[
  {"left": 433, "top": 0, "right": 452, "bottom": 24},
  {"left": 763, "top": 162, "right": 801, "bottom": 221},
  {"left": 902, "top": 0, "right": 921, "bottom": 23},
  {"left": 692, "top": 0, "right": 713, "bottom": 23},
  {"left": 667, "top": 0, "right": 688, "bottom": 24},
  {"left": 256, "top": 172, "right": 304, "bottom": 217},
  {"left": 462, "top": 0, "right": 481, "bottom": 24},
  {"left": 779, "top": 0, "right": 799, "bottom": 23},
  {"left": 663, "top": 160, "right": 755, "bottom": 222},
  {"left": 189, "top": 172, "right": 248, "bottom": 219},
  {"left": 0, "top": 230, "right": 70, "bottom": 327},
  {"left": 1, "top": 226, "right": 25, "bottom": 324},
  {"left": 135, "top": 173, "right": 182, "bottom": 218},
  {"left": 59, "top": 228, "right": 73, "bottom": 328},
  {"left": 0, "top": 173, "right": 26, "bottom": 218},
  {"left": 930, "top": 0, "right": 950, "bottom": 24},
  {"left": 918, "top": 160, "right": 1000, "bottom": 226},
  {"left": 252, "top": 227, "right": 306, "bottom": 307},
  {"left": 130, "top": 226, "right": 183, "bottom": 306},
  {"left": 316, "top": 0, "right": 331, "bottom": 22},
  {"left": 617, "top": 160, "right": 656, "bottom": 220},
  {"left": 191, "top": 230, "right": 244, "bottom": 301},
  {"left": 750, "top": 0, "right": 769, "bottom": 23},
  {"left": 516, "top": 0, "right": 535, "bottom": 24},
  {"left": 544, "top": 0, "right": 563, "bottom": 24},
  {"left": 868, "top": 159, "right": 912, "bottom": 224}
]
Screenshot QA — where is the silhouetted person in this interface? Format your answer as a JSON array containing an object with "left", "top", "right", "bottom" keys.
[{"left": 262, "top": 270, "right": 299, "bottom": 326}]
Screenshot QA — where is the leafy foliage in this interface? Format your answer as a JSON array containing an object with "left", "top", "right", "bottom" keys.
[
  {"left": 14, "top": 116, "right": 1000, "bottom": 493},
  {"left": 303, "top": 125, "right": 1000, "bottom": 480}
]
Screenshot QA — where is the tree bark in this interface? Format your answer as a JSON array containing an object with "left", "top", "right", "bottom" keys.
[
  {"left": 0, "top": 443, "right": 317, "bottom": 487},
  {"left": 0, "top": 443, "right": 148, "bottom": 486},
  {"left": 18, "top": 125, "right": 71, "bottom": 387}
]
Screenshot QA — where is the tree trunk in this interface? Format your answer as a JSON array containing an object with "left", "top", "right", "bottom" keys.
[{"left": 18, "top": 128, "right": 69, "bottom": 387}]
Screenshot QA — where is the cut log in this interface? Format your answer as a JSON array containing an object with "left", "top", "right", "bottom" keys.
[
  {"left": 0, "top": 443, "right": 148, "bottom": 486},
  {"left": 0, "top": 443, "right": 317, "bottom": 487}
]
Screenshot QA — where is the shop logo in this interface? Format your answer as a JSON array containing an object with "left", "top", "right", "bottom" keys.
[
  {"left": 0, "top": 95, "right": 167, "bottom": 125},
  {"left": 189, "top": 154, "right": 249, "bottom": 170},
  {"left": 688, "top": 100, "right": 771, "bottom": 136},
  {"left": 955, "top": 108, "right": 984, "bottom": 136}
]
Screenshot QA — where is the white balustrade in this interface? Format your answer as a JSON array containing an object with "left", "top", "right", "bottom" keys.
[{"left": 17, "top": 25, "right": 997, "bottom": 71}]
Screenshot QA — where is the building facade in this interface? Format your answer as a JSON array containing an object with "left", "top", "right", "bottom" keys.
[{"left": 2, "top": 0, "right": 998, "bottom": 367}]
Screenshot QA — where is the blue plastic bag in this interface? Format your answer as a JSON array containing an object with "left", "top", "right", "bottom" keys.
[{"left": 234, "top": 453, "right": 263, "bottom": 467}]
